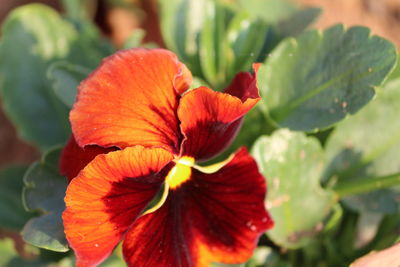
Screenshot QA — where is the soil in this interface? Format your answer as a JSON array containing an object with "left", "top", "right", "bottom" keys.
[{"left": 0, "top": 0, "right": 400, "bottom": 167}]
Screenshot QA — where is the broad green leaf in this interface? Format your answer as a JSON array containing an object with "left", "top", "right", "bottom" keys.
[
  {"left": 22, "top": 147, "right": 68, "bottom": 252},
  {"left": 252, "top": 130, "right": 336, "bottom": 248},
  {"left": 226, "top": 13, "right": 267, "bottom": 79},
  {"left": 66, "top": 19, "right": 113, "bottom": 68},
  {"left": 48, "top": 62, "right": 91, "bottom": 108},
  {"left": 256, "top": 7, "right": 321, "bottom": 63},
  {"left": 22, "top": 213, "right": 67, "bottom": 253},
  {"left": 0, "top": 4, "right": 74, "bottom": 149},
  {"left": 258, "top": 24, "right": 397, "bottom": 132},
  {"left": 385, "top": 54, "right": 400, "bottom": 82},
  {"left": 275, "top": 7, "right": 321, "bottom": 38},
  {"left": 324, "top": 78, "right": 400, "bottom": 214},
  {"left": 0, "top": 4, "right": 109, "bottom": 150},
  {"left": 0, "top": 165, "right": 32, "bottom": 230},
  {"left": 235, "top": 0, "right": 297, "bottom": 23}
]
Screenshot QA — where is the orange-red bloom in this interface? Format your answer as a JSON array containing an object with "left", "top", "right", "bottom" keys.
[{"left": 61, "top": 48, "right": 273, "bottom": 267}]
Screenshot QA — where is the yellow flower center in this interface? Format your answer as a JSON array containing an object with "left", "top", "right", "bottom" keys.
[
  {"left": 166, "top": 156, "right": 195, "bottom": 189},
  {"left": 142, "top": 156, "right": 194, "bottom": 216},
  {"left": 142, "top": 155, "right": 232, "bottom": 216}
]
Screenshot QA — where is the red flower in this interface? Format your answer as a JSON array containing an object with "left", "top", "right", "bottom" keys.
[{"left": 61, "top": 48, "right": 273, "bottom": 267}]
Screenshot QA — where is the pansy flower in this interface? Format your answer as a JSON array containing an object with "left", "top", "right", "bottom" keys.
[{"left": 61, "top": 48, "right": 273, "bottom": 267}]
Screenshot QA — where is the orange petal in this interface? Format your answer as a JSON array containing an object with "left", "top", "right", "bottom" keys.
[
  {"left": 178, "top": 66, "right": 259, "bottom": 161},
  {"left": 70, "top": 48, "right": 192, "bottom": 154},
  {"left": 122, "top": 148, "right": 273, "bottom": 267},
  {"left": 178, "top": 85, "right": 259, "bottom": 161},
  {"left": 59, "top": 135, "right": 117, "bottom": 183},
  {"left": 63, "top": 146, "right": 173, "bottom": 267}
]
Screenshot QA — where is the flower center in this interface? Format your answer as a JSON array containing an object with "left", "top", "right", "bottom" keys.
[
  {"left": 141, "top": 155, "right": 232, "bottom": 216},
  {"left": 142, "top": 156, "right": 195, "bottom": 216},
  {"left": 166, "top": 156, "right": 195, "bottom": 189}
]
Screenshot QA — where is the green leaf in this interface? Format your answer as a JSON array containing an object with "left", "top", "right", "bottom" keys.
[
  {"left": 22, "top": 213, "right": 67, "bottom": 253},
  {"left": 0, "top": 4, "right": 110, "bottom": 150},
  {"left": 258, "top": 24, "right": 397, "bottom": 132},
  {"left": 48, "top": 61, "right": 91, "bottom": 108},
  {"left": 159, "top": 0, "right": 237, "bottom": 88},
  {"left": 22, "top": 147, "right": 68, "bottom": 252},
  {"left": 61, "top": 0, "right": 97, "bottom": 21},
  {"left": 252, "top": 130, "right": 336, "bottom": 248},
  {"left": 199, "top": 1, "right": 233, "bottom": 89},
  {"left": 226, "top": 13, "right": 267, "bottom": 79},
  {"left": 0, "top": 238, "right": 26, "bottom": 267},
  {"left": 123, "top": 29, "right": 146, "bottom": 49},
  {"left": 385, "top": 54, "right": 400, "bottom": 82},
  {"left": 325, "top": 78, "right": 400, "bottom": 214},
  {"left": 235, "top": 0, "right": 297, "bottom": 23},
  {"left": 99, "top": 254, "right": 126, "bottom": 267},
  {"left": 158, "top": 0, "right": 207, "bottom": 75},
  {"left": 0, "top": 165, "right": 33, "bottom": 230},
  {"left": 0, "top": 231, "right": 68, "bottom": 266},
  {"left": 365, "top": 214, "right": 400, "bottom": 251},
  {"left": 275, "top": 7, "right": 321, "bottom": 38},
  {"left": 0, "top": 4, "right": 75, "bottom": 150},
  {"left": 66, "top": 19, "right": 113, "bottom": 68},
  {"left": 256, "top": 7, "right": 321, "bottom": 63},
  {"left": 245, "top": 247, "right": 290, "bottom": 267},
  {"left": 0, "top": 238, "right": 45, "bottom": 267}
]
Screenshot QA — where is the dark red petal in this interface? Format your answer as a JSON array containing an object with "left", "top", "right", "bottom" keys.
[
  {"left": 122, "top": 147, "right": 273, "bottom": 267},
  {"left": 70, "top": 48, "right": 192, "bottom": 154},
  {"left": 59, "top": 136, "right": 117, "bottom": 182},
  {"left": 63, "top": 146, "right": 173, "bottom": 267},
  {"left": 224, "top": 64, "right": 260, "bottom": 101},
  {"left": 122, "top": 197, "right": 194, "bottom": 267}
]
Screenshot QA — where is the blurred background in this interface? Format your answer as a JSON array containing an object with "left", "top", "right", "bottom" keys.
[{"left": 1, "top": 0, "right": 400, "bottom": 167}]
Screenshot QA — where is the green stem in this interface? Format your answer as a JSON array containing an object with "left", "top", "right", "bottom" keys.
[{"left": 334, "top": 172, "right": 400, "bottom": 199}]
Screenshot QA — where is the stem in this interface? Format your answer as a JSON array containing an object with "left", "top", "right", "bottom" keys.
[{"left": 334, "top": 172, "right": 400, "bottom": 199}]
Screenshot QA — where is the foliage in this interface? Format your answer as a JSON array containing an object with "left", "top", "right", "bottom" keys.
[
  {"left": 252, "top": 130, "right": 336, "bottom": 248},
  {"left": 22, "top": 147, "right": 68, "bottom": 252},
  {"left": 0, "top": 0, "right": 399, "bottom": 266}
]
